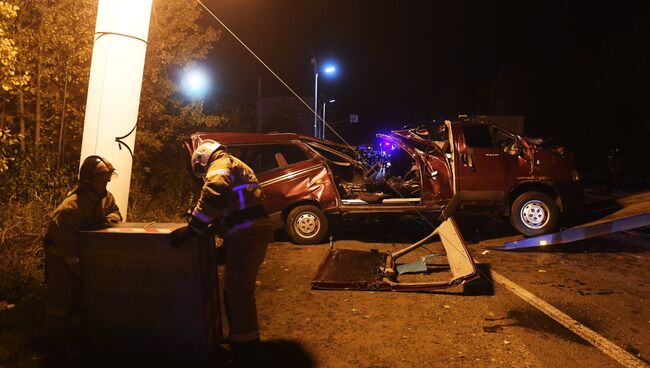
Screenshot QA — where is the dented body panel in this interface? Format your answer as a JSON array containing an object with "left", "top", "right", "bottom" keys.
[{"left": 258, "top": 159, "right": 339, "bottom": 216}]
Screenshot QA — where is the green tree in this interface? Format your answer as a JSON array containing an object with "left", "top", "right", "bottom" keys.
[
  {"left": 0, "top": 0, "right": 234, "bottom": 208},
  {"left": 129, "top": 0, "right": 224, "bottom": 219},
  {"left": 0, "top": 1, "right": 25, "bottom": 173},
  {"left": 0, "top": 1, "right": 22, "bottom": 93},
  {"left": 0, "top": 0, "right": 94, "bottom": 157}
]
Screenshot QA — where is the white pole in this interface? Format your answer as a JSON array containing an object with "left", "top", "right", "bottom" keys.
[
  {"left": 322, "top": 101, "right": 326, "bottom": 140},
  {"left": 80, "top": 0, "right": 153, "bottom": 220}
]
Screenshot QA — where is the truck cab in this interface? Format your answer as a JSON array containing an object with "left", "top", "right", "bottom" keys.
[{"left": 391, "top": 120, "right": 583, "bottom": 236}]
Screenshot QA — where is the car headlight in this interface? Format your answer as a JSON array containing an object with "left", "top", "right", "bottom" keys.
[{"left": 571, "top": 169, "right": 580, "bottom": 182}]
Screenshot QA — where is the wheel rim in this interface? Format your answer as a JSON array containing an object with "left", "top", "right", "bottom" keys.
[
  {"left": 294, "top": 211, "right": 320, "bottom": 239},
  {"left": 520, "top": 200, "right": 550, "bottom": 230}
]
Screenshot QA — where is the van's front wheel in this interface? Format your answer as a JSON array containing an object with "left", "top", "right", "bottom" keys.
[
  {"left": 510, "top": 191, "right": 559, "bottom": 237},
  {"left": 285, "top": 205, "right": 328, "bottom": 245}
]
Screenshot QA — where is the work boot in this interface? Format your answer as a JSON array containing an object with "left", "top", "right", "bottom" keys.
[{"left": 230, "top": 339, "right": 263, "bottom": 368}]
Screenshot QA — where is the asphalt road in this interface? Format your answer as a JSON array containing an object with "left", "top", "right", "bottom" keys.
[
  {"left": 464, "top": 189, "right": 650, "bottom": 367},
  {"left": 253, "top": 189, "right": 650, "bottom": 367}
]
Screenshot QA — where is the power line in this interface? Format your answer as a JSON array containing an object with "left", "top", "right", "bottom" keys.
[
  {"left": 194, "top": 0, "right": 498, "bottom": 289},
  {"left": 195, "top": 0, "right": 353, "bottom": 151}
]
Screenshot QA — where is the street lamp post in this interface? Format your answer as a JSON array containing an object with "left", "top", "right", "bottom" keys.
[
  {"left": 311, "top": 58, "right": 319, "bottom": 137},
  {"left": 321, "top": 99, "right": 335, "bottom": 140},
  {"left": 311, "top": 57, "right": 337, "bottom": 138},
  {"left": 313, "top": 73, "right": 319, "bottom": 137}
]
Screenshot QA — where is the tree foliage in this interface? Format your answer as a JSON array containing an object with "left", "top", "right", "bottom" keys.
[
  {"left": 0, "top": 127, "right": 20, "bottom": 172},
  {"left": 129, "top": 1, "right": 227, "bottom": 219},
  {"left": 0, "top": 0, "right": 244, "bottom": 216},
  {"left": 0, "top": 1, "right": 24, "bottom": 93}
]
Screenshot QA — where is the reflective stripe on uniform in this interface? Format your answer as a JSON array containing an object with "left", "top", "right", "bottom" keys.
[
  {"left": 192, "top": 209, "right": 212, "bottom": 224},
  {"left": 206, "top": 168, "right": 231, "bottom": 178},
  {"left": 227, "top": 217, "right": 271, "bottom": 237},
  {"left": 233, "top": 183, "right": 259, "bottom": 209},
  {"left": 232, "top": 183, "right": 259, "bottom": 192},
  {"left": 192, "top": 206, "right": 225, "bottom": 225}
]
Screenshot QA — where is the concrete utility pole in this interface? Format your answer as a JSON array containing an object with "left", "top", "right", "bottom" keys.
[{"left": 80, "top": 0, "right": 153, "bottom": 219}]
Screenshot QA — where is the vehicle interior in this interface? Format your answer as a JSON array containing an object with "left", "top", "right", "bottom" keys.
[
  {"left": 305, "top": 141, "right": 422, "bottom": 205},
  {"left": 228, "top": 142, "right": 311, "bottom": 174}
]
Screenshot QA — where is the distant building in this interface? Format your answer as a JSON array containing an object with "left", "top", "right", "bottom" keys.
[{"left": 258, "top": 97, "right": 314, "bottom": 135}]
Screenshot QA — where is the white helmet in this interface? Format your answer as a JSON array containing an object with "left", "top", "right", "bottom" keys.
[{"left": 191, "top": 139, "right": 225, "bottom": 178}]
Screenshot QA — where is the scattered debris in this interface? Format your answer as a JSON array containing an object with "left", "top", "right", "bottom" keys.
[
  {"left": 443, "top": 305, "right": 451, "bottom": 309},
  {"left": 537, "top": 269, "right": 547, "bottom": 273},
  {"left": 481, "top": 250, "right": 490, "bottom": 255},
  {"left": 396, "top": 253, "right": 443, "bottom": 274}
]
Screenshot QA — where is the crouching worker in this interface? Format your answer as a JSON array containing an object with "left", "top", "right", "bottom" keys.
[
  {"left": 172, "top": 140, "right": 273, "bottom": 367},
  {"left": 44, "top": 155, "right": 122, "bottom": 360}
]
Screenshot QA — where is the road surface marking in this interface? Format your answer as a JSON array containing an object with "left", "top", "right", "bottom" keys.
[{"left": 491, "top": 271, "right": 648, "bottom": 368}]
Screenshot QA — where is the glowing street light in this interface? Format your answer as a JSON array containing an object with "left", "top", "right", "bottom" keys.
[
  {"left": 181, "top": 67, "right": 210, "bottom": 99},
  {"left": 321, "top": 99, "right": 335, "bottom": 140},
  {"left": 311, "top": 58, "right": 338, "bottom": 137},
  {"left": 323, "top": 65, "right": 337, "bottom": 74}
]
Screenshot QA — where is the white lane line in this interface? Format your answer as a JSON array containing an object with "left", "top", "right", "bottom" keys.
[{"left": 491, "top": 271, "right": 648, "bottom": 368}]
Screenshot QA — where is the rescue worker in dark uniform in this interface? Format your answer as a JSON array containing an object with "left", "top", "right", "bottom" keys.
[
  {"left": 44, "top": 155, "right": 122, "bottom": 359},
  {"left": 172, "top": 139, "right": 273, "bottom": 367}
]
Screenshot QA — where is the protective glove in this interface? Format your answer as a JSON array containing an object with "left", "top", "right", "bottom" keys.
[
  {"left": 188, "top": 214, "right": 209, "bottom": 233},
  {"left": 170, "top": 226, "right": 196, "bottom": 247},
  {"left": 181, "top": 209, "right": 193, "bottom": 222}
]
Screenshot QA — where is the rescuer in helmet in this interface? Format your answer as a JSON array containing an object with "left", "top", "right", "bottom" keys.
[
  {"left": 43, "top": 155, "right": 122, "bottom": 360},
  {"left": 172, "top": 139, "right": 272, "bottom": 367}
]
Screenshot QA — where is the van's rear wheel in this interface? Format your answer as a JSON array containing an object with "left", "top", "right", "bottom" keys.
[
  {"left": 285, "top": 205, "right": 328, "bottom": 244},
  {"left": 510, "top": 191, "right": 559, "bottom": 237}
]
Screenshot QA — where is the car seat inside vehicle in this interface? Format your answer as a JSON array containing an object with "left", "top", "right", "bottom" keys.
[{"left": 275, "top": 152, "right": 289, "bottom": 168}]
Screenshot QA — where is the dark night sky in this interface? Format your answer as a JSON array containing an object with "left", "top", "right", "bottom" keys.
[{"left": 197, "top": 1, "right": 649, "bottom": 173}]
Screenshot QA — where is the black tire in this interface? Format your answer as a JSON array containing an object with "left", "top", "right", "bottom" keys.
[
  {"left": 509, "top": 191, "right": 559, "bottom": 237},
  {"left": 285, "top": 205, "right": 328, "bottom": 245}
]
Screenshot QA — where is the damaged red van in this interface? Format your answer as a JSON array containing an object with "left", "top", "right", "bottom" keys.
[{"left": 190, "top": 120, "right": 582, "bottom": 244}]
